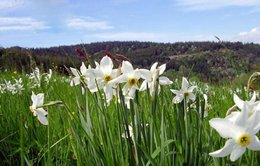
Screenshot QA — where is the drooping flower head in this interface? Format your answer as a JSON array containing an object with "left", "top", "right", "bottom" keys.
[{"left": 29, "top": 92, "right": 48, "bottom": 125}]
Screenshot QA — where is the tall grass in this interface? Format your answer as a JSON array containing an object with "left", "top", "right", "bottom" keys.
[{"left": 0, "top": 69, "right": 259, "bottom": 165}]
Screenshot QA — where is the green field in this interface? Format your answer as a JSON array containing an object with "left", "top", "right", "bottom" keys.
[{"left": 0, "top": 58, "right": 260, "bottom": 166}]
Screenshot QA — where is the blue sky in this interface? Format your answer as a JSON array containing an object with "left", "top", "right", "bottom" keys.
[{"left": 1, "top": 0, "right": 260, "bottom": 48}]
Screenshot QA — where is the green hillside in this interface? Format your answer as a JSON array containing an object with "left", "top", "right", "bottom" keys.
[{"left": 0, "top": 41, "right": 259, "bottom": 82}]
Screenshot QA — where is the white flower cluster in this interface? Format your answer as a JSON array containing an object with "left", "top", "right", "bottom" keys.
[
  {"left": 0, "top": 67, "right": 53, "bottom": 94},
  {"left": 209, "top": 92, "right": 260, "bottom": 161},
  {"left": 28, "top": 67, "right": 52, "bottom": 88},
  {"left": 70, "top": 56, "right": 173, "bottom": 108},
  {"left": 0, "top": 78, "right": 24, "bottom": 94}
]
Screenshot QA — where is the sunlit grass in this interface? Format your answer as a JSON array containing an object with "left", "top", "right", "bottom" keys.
[{"left": 0, "top": 65, "right": 259, "bottom": 165}]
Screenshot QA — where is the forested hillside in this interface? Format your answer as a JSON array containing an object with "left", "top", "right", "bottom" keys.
[{"left": 0, "top": 41, "right": 259, "bottom": 82}]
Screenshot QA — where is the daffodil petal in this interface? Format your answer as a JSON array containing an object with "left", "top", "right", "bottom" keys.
[
  {"left": 158, "top": 64, "right": 166, "bottom": 75},
  {"left": 203, "top": 94, "right": 208, "bottom": 103},
  {"left": 100, "top": 56, "right": 113, "bottom": 73},
  {"left": 170, "top": 89, "right": 180, "bottom": 95},
  {"left": 128, "top": 86, "right": 137, "bottom": 99},
  {"left": 173, "top": 94, "right": 184, "bottom": 104},
  {"left": 104, "top": 85, "right": 113, "bottom": 103},
  {"left": 247, "top": 135, "right": 260, "bottom": 150},
  {"left": 80, "top": 62, "right": 88, "bottom": 75},
  {"left": 88, "top": 80, "right": 98, "bottom": 93},
  {"left": 139, "top": 69, "right": 152, "bottom": 81},
  {"left": 251, "top": 112, "right": 260, "bottom": 134},
  {"left": 230, "top": 145, "right": 246, "bottom": 162},
  {"left": 188, "top": 93, "right": 196, "bottom": 101},
  {"left": 70, "top": 67, "right": 80, "bottom": 77},
  {"left": 234, "top": 104, "right": 248, "bottom": 127},
  {"left": 159, "top": 76, "right": 172, "bottom": 85},
  {"left": 181, "top": 77, "right": 189, "bottom": 90},
  {"left": 188, "top": 86, "right": 197, "bottom": 92},
  {"left": 209, "top": 118, "right": 240, "bottom": 139},
  {"left": 36, "top": 108, "right": 48, "bottom": 125},
  {"left": 122, "top": 84, "right": 129, "bottom": 96},
  {"left": 233, "top": 94, "right": 244, "bottom": 110},
  {"left": 150, "top": 62, "right": 158, "bottom": 72},
  {"left": 139, "top": 81, "right": 148, "bottom": 91},
  {"left": 225, "top": 111, "right": 240, "bottom": 123},
  {"left": 121, "top": 61, "right": 134, "bottom": 73},
  {"left": 109, "top": 75, "right": 127, "bottom": 85},
  {"left": 35, "top": 93, "right": 44, "bottom": 107},
  {"left": 209, "top": 139, "right": 235, "bottom": 158},
  {"left": 71, "top": 77, "right": 80, "bottom": 86},
  {"left": 249, "top": 91, "right": 256, "bottom": 103}
]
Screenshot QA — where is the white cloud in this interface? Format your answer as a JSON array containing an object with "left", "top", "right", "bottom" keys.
[
  {"left": 0, "top": 17, "right": 50, "bottom": 31},
  {"left": 0, "top": 0, "right": 24, "bottom": 9},
  {"left": 95, "top": 32, "right": 168, "bottom": 41},
  {"left": 235, "top": 27, "right": 260, "bottom": 43},
  {"left": 176, "top": 0, "right": 260, "bottom": 10},
  {"left": 67, "top": 18, "right": 113, "bottom": 30}
]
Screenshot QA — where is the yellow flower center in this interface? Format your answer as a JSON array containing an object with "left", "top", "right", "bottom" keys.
[
  {"left": 184, "top": 92, "right": 189, "bottom": 97},
  {"left": 103, "top": 75, "right": 112, "bottom": 83},
  {"left": 237, "top": 133, "right": 251, "bottom": 147},
  {"left": 29, "top": 106, "right": 35, "bottom": 113},
  {"left": 248, "top": 111, "right": 254, "bottom": 117},
  {"left": 128, "top": 78, "right": 138, "bottom": 87}
]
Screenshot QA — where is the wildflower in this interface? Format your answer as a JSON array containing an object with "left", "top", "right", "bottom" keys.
[
  {"left": 29, "top": 92, "right": 48, "bottom": 125},
  {"left": 44, "top": 69, "right": 52, "bottom": 83},
  {"left": 29, "top": 67, "right": 41, "bottom": 87},
  {"left": 88, "top": 56, "right": 119, "bottom": 104},
  {"left": 12, "top": 78, "right": 24, "bottom": 94},
  {"left": 29, "top": 67, "right": 52, "bottom": 88},
  {"left": 209, "top": 105, "right": 260, "bottom": 161},
  {"left": 226, "top": 92, "right": 260, "bottom": 122},
  {"left": 70, "top": 62, "right": 89, "bottom": 86},
  {"left": 201, "top": 94, "right": 212, "bottom": 117},
  {"left": 2, "top": 80, "right": 15, "bottom": 93},
  {"left": 191, "top": 94, "right": 212, "bottom": 117},
  {"left": 109, "top": 61, "right": 141, "bottom": 101},
  {"left": 170, "top": 77, "right": 196, "bottom": 104},
  {"left": 139, "top": 62, "right": 172, "bottom": 96}
]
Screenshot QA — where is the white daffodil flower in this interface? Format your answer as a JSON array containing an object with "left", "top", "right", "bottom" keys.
[
  {"left": 234, "top": 92, "right": 260, "bottom": 114},
  {"left": 109, "top": 61, "right": 141, "bottom": 100},
  {"left": 139, "top": 62, "right": 172, "bottom": 96},
  {"left": 170, "top": 77, "right": 197, "bottom": 104},
  {"left": 226, "top": 92, "right": 260, "bottom": 123},
  {"left": 70, "top": 62, "right": 89, "bottom": 86},
  {"left": 88, "top": 56, "right": 119, "bottom": 104},
  {"left": 209, "top": 105, "right": 260, "bottom": 161},
  {"left": 29, "top": 67, "right": 41, "bottom": 82},
  {"left": 12, "top": 78, "right": 24, "bottom": 94},
  {"left": 197, "top": 94, "right": 212, "bottom": 117},
  {"left": 29, "top": 92, "right": 48, "bottom": 125}
]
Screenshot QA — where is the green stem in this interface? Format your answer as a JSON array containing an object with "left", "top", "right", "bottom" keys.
[
  {"left": 47, "top": 112, "right": 51, "bottom": 165},
  {"left": 19, "top": 112, "right": 25, "bottom": 166},
  {"left": 184, "top": 98, "right": 189, "bottom": 165}
]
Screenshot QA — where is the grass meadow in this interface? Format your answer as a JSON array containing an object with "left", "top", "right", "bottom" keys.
[{"left": 0, "top": 60, "right": 259, "bottom": 165}]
